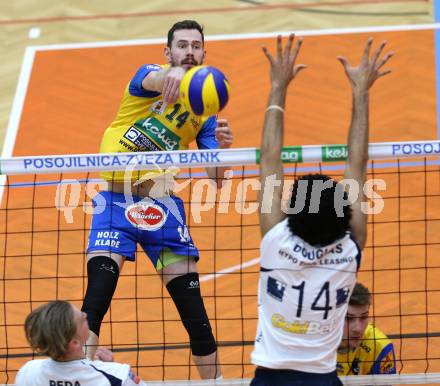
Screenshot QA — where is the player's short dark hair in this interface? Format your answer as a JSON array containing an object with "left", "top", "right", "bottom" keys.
[
  {"left": 24, "top": 300, "right": 77, "bottom": 360},
  {"left": 167, "top": 20, "right": 205, "bottom": 48},
  {"left": 349, "top": 282, "right": 372, "bottom": 306},
  {"left": 287, "top": 174, "right": 352, "bottom": 246}
]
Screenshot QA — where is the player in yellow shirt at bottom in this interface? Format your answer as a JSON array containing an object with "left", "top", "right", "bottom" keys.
[{"left": 337, "top": 282, "right": 396, "bottom": 375}]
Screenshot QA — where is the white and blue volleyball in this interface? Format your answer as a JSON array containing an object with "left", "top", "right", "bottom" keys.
[{"left": 180, "top": 65, "right": 230, "bottom": 116}]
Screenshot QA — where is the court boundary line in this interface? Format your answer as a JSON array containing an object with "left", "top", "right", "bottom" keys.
[
  {"left": 200, "top": 257, "right": 260, "bottom": 282},
  {"left": 25, "top": 22, "right": 440, "bottom": 51},
  {"left": 0, "top": 48, "right": 36, "bottom": 203}
]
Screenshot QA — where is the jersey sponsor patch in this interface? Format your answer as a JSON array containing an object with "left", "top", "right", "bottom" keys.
[
  {"left": 380, "top": 350, "right": 396, "bottom": 374},
  {"left": 134, "top": 117, "right": 181, "bottom": 151},
  {"left": 145, "top": 64, "right": 161, "bottom": 71},
  {"left": 336, "top": 286, "right": 351, "bottom": 307},
  {"left": 267, "top": 276, "right": 286, "bottom": 301},
  {"left": 93, "top": 231, "right": 121, "bottom": 249},
  {"left": 271, "top": 313, "right": 337, "bottom": 335},
  {"left": 125, "top": 202, "right": 168, "bottom": 230},
  {"left": 150, "top": 100, "right": 167, "bottom": 114},
  {"left": 123, "top": 127, "right": 161, "bottom": 151}
]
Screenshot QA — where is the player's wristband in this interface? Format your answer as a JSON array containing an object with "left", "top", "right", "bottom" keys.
[{"left": 265, "top": 105, "right": 285, "bottom": 113}]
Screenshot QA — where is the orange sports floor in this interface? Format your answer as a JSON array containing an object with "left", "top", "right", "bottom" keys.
[{"left": 1, "top": 29, "right": 440, "bottom": 383}]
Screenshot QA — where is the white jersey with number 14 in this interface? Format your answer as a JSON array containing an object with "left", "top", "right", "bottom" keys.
[{"left": 251, "top": 218, "right": 361, "bottom": 373}]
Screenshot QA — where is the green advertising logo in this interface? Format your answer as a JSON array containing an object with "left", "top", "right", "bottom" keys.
[
  {"left": 322, "top": 145, "right": 348, "bottom": 162},
  {"left": 256, "top": 146, "right": 303, "bottom": 164},
  {"left": 135, "top": 117, "right": 180, "bottom": 151}
]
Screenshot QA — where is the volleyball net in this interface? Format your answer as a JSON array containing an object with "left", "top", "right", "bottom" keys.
[{"left": 1, "top": 140, "right": 440, "bottom": 385}]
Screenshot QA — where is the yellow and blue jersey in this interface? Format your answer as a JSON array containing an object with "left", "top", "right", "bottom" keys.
[
  {"left": 100, "top": 64, "right": 218, "bottom": 181},
  {"left": 337, "top": 323, "right": 396, "bottom": 375}
]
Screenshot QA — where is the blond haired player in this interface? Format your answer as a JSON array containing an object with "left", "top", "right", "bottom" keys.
[{"left": 15, "top": 301, "right": 141, "bottom": 386}]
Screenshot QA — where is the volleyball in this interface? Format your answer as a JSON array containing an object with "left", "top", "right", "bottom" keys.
[{"left": 180, "top": 65, "right": 230, "bottom": 116}]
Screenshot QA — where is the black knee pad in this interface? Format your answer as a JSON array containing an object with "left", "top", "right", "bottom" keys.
[
  {"left": 166, "top": 272, "right": 217, "bottom": 356},
  {"left": 81, "top": 256, "right": 120, "bottom": 336}
]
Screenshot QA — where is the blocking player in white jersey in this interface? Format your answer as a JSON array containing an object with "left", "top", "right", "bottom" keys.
[
  {"left": 15, "top": 301, "right": 141, "bottom": 386},
  {"left": 250, "top": 34, "right": 393, "bottom": 386}
]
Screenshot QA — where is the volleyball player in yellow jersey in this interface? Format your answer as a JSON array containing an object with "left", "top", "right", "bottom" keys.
[
  {"left": 82, "top": 20, "right": 232, "bottom": 379},
  {"left": 337, "top": 283, "right": 396, "bottom": 375}
]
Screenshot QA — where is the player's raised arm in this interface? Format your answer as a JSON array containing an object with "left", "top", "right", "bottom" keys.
[
  {"left": 259, "top": 34, "right": 306, "bottom": 236},
  {"left": 340, "top": 38, "right": 393, "bottom": 249},
  {"left": 142, "top": 66, "right": 186, "bottom": 104}
]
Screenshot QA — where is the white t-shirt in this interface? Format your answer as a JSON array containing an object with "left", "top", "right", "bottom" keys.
[
  {"left": 15, "top": 358, "right": 140, "bottom": 386},
  {"left": 251, "top": 219, "right": 361, "bottom": 373}
]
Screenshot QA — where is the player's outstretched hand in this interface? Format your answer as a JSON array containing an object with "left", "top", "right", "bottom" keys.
[
  {"left": 94, "top": 347, "right": 114, "bottom": 362},
  {"left": 337, "top": 38, "right": 394, "bottom": 91},
  {"left": 262, "top": 34, "right": 306, "bottom": 91}
]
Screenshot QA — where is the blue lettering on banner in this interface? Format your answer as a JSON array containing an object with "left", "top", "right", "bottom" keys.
[
  {"left": 55, "top": 157, "right": 64, "bottom": 167},
  {"left": 111, "top": 156, "right": 121, "bottom": 166},
  {"left": 101, "top": 156, "right": 110, "bottom": 166},
  {"left": 128, "top": 154, "right": 155, "bottom": 165},
  {"left": 163, "top": 153, "right": 173, "bottom": 164},
  {"left": 392, "top": 142, "right": 440, "bottom": 156},
  {"left": 179, "top": 152, "right": 220, "bottom": 164},
  {"left": 23, "top": 156, "right": 107, "bottom": 169},
  {"left": 22, "top": 151, "right": 221, "bottom": 171},
  {"left": 87, "top": 157, "right": 97, "bottom": 167}
]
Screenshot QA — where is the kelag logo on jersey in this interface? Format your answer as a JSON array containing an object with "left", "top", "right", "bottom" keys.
[
  {"left": 125, "top": 203, "right": 167, "bottom": 231},
  {"left": 134, "top": 117, "right": 180, "bottom": 151},
  {"left": 267, "top": 276, "right": 286, "bottom": 301}
]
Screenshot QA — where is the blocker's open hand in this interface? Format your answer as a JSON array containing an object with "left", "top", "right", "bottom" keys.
[
  {"left": 262, "top": 34, "right": 306, "bottom": 91},
  {"left": 337, "top": 38, "right": 393, "bottom": 91}
]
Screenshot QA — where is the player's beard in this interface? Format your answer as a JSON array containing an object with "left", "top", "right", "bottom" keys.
[{"left": 170, "top": 53, "right": 200, "bottom": 69}]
